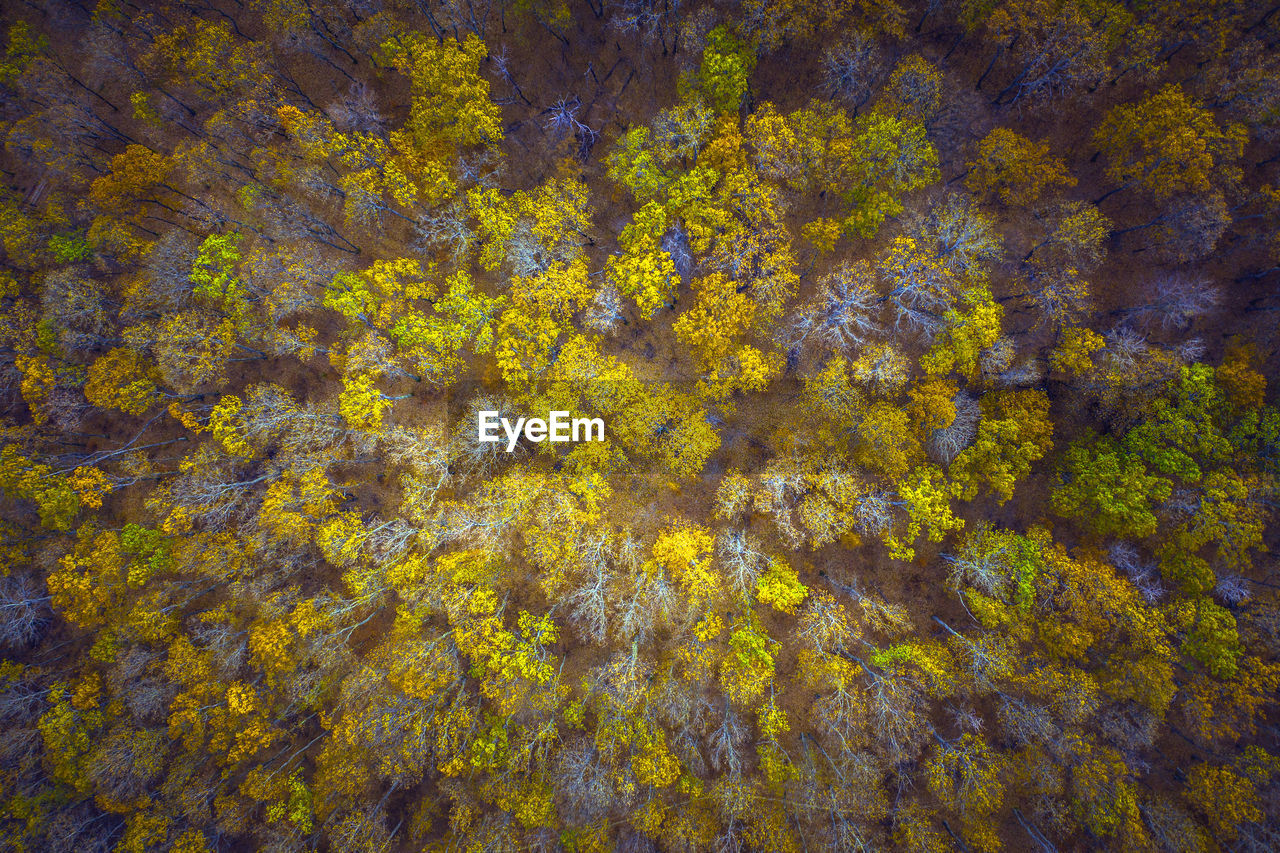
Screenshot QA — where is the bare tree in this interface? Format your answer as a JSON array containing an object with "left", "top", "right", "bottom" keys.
[
  {"left": 554, "top": 736, "right": 616, "bottom": 822},
  {"left": 989, "top": 355, "right": 1045, "bottom": 389},
  {"left": 544, "top": 95, "right": 582, "bottom": 139},
  {"left": 707, "top": 704, "right": 749, "bottom": 777},
  {"left": 328, "top": 803, "right": 392, "bottom": 853},
  {"left": 880, "top": 255, "right": 957, "bottom": 338},
  {"left": 584, "top": 284, "right": 625, "bottom": 334},
  {"left": 821, "top": 33, "right": 885, "bottom": 112},
  {"left": 87, "top": 728, "right": 166, "bottom": 802},
  {"left": 927, "top": 392, "right": 979, "bottom": 465},
  {"left": 0, "top": 573, "right": 51, "bottom": 648},
  {"left": 0, "top": 668, "right": 45, "bottom": 723},
  {"left": 414, "top": 201, "right": 474, "bottom": 266},
  {"left": 1118, "top": 193, "right": 1231, "bottom": 264},
  {"left": 1140, "top": 795, "right": 1211, "bottom": 853},
  {"left": 40, "top": 269, "right": 111, "bottom": 352},
  {"left": 41, "top": 801, "right": 122, "bottom": 853},
  {"left": 661, "top": 223, "right": 693, "bottom": 282},
  {"left": 853, "top": 490, "right": 895, "bottom": 537},
  {"left": 1173, "top": 337, "right": 1208, "bottom": 363},
  {"left": 133, "top": 229, "right": 198, "bottom": 314},
  {"left": 909, "top": 195, "right": 1003, "bottom": 279},
  {"left": 949, "top": 704, "right": 984, "bottom": 733},
  {"left": 327, "top": 82, "right": 386, "bottom": 135},
  {"left": 1122, "top": 272, "right": 1219, "bottom": 330},
  {"left": 997, "top": 695, "right": 1061, "bottom": 753},
  {"left": 716, "top": 528, "right": 768, "bottom": 597},
  {"left": 617, "top": 564, "right": 677, "bottom": 642},
  {"left": 611, "top": 0, "right": 684, "bottom": 53},
  {"left": 1107, "top": 542, "right": 1164, "bottom": 602},
  {"left": 796, "top": 592, "right": 856, "bottom": 655},
  {"left": 1097, "top": 704, "right": 1159, "bottom": 772},
  {"left": 564, "top": 532, "right": 616, "bottom": 645},
  {"left": 542, "top": 95, "right": 599, "bottom": 159},
  {"left": 449, "top": 395, "right": 518, "bottom": 483},
  {"left": 1214, "top": 574, "right": 1251, "bottom": 606},
  {"left": 788, "top": 261, "right": 881, "bottom": 352}
]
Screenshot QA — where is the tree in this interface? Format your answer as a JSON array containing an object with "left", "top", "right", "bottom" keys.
[
  {"left": 0, "top": 572, "right": 51, "bottom": 648},
  {"left": 83, "top": 343, "right": 160, "bottom": 412},
  {"left": 754, "top": 557, "right": 808, "bottom": 614},
  {"left": 1051, "top": 436, "right": 1172, "bottom": 539},
  {"left": 1176, "top": 597, "right": 1242, "bottom": 679},
  {"left": 1049, "top": 325, "right": 1105, "bottom": 375},
  {"left": 1070, "top": 745, "right": 1143, "bottom": 842},
  {"left": 966, "top": 128, "right": 1075, "bottom": 206},
  {"left": 740, "top": 0, "right": 907, "bottom": 50},
  {"left": 949, "top": 390, "right": 1053, "bottom": 503},
  {"left": 720, "top": 621, "right": 777, "bottom": 705},
  {"left": 924, "top": 733, "right": 1005, "bottom": 852},
  {"left": 846, "top": 114, "right": 941, "bottom": 238},
  {"left": 649, "top": 522, "right": 719, "bottom": 618},
  {"left": 672, "top": 272, "right": 757, "bottom": 371},
  {"left": 2, "top": 5, "right": 1278, "bottom": 851},
  {"left": 876, "top": 235, "right": 960, "bottom": 335},
  {"left": 1183, "top": 762, "right": 1263, "bottom": 842},
  {"left": 749, "top": 453, "right": 885, "bottom": 549},
  {"left": 889, "top": 465, "right": 964, "bottom": 561},
  {"left": 607, "top": 202, "right": 678, "bottom": 318},
  {"left": 691, "top": 26, "right": 755, "bottom": 114},
  {"left": 1094, "top": 85, "right": 1246, "bottom": 203},
  {"left": 920, "top": 285, "right": 1004, "bottom": 378},
  {"left": 1025, "top": 201, "right": 1111, "bottom": 270},
  {"left": 877, "top": 55, "right": 943, "bottom": 125},
  {"left": 374, "top": 31, "right": 503, "bottom": 155},
  {"left": 125, "top": 311, "right": 238, "bottom": 394},
  {"left": 0, "top": 446, "right": 104, "bottom": 531},
  {"left": 977, "top": 0, "right": 1113, "bottom": 106}
]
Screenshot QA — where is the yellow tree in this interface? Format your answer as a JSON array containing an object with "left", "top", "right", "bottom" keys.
[
  {"left": 966, "top": 128, "right": 1076, "bottom": 206},
  {"left": 924, "top": 733, "right": 1005, "bottom": 852},
  {"left": 949, "top": 390, "right": 1054, "bottom": 504},
  {"left": 888, "top": 465, "right": 964, "bottom": 561},
  {"left": 1094, "top": 84, "right": 1246, "bottom": 203},
  {"left": 84, "top": 348, "right": 161, "bottom": 416}
]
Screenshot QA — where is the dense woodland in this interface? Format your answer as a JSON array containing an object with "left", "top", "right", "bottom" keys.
[{"left": 0, "top": 0, "right": 1278, "bottom": 850}]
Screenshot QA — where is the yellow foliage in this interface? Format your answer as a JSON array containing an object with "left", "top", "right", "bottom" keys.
[
  {"left": 754, "top": 557, "right": 808, "bottom": 614},
  {"left": 1051, "top": 325, "right": 1105, "bottom": 375}
]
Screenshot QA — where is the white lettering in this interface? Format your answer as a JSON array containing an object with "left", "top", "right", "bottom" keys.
[
  {"left": 549, "top": 410, "right": 570, "bottom": 442},
  {"left": 502, "top": 416, "right": 525, "bottom": 452},
  {"left": 478, "top": 411, "right": 500, "bottom": 443},
  {"left": 478, "top": 411, "right": 605, "bottom": 451},
  {"left": 573, "top": 416, "right": 605, "bottom": 442}
]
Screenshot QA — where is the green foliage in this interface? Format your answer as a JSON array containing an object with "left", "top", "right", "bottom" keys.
[
  {"left": 1052, "top": 436, "right": 1172, "bottom": 539},
  {"left": 890, "top": 465, "right": 964, "bottom": 560},
  {"left": 721, "top": 621, "right": 777, "bottom": 704},
  {"left": 754, "top": 558, "right": 808, "bottom": 614},
  {"left": 694, "top": 26, "right": 755, "bottom": 113},
  {"left": 949, "top": 390, "right": 1053, "bottom": 504},
  {"left": 47, "top": 232, "right": 92, "bottom": 263},
  {"left": 844, "top": 114, "right": 940, "bottom": 237},
  {"left": 191, "top": 233, "right": 246, "bottom": 316},
  {"left": 1124, "top": 364, "right": 1232, "bottom": 482},
  {"left": 1180, "top": 598, "right": 1243, "bottom": 679}
]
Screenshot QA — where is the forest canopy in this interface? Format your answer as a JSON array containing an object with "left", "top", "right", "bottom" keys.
[{"left": 0, "top": 0, "right": 1278, "bottom": 851}]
